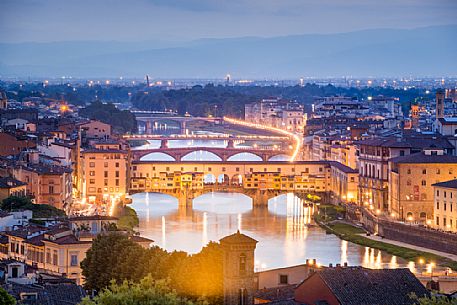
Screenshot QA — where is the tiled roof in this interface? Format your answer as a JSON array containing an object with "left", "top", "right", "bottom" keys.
[
  {"left": 390, "top": 152, "right": 457, "bottom": 164},
  {"left": 220, "top": 230, "right": 258, "bottom": 245},
  {"left": 315, "top": 267, "right": 429, "bottom": 305},
  {"left": 432, "top": 179, "right": 457, "bottom": 189},
  {"left": 254, "top": 285, "right": 296, "bottom": 303},
  {"left": 68, "top": 215, "right": 119, "bottom": 221},
  {"left": 356, "top": 134, "right": 453, "bottom": 149},
  {"left": 329, "top": 161, "right": 358, "bottom": 173},
  {"left": 0, "top": 177, "right": 27, "bottom": 188}
]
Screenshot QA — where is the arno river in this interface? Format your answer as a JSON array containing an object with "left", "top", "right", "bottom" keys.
[
  {"left": 131, "top": 192, "right": 412, "bottom": 272},
  {"left": 130, "top": 138, "right": 416, "bottom": 272}
]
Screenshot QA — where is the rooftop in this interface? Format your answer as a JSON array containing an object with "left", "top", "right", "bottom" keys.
[
  {"left": 432, "top": 179, "right": 457, "bottom": 189},
  {"left": 0, "top": 177, "right": 27, "bottom": 189},
  {"left": 219, "top": 230, "right": 258, "bottom": 245},
  {"left": 390, "top": 152, "right": 457, "bottom": 164}
]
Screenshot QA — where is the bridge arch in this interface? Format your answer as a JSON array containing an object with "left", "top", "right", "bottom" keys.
[
  {"left": 181, "top": 150, "right": 223, "bottom": 161},
  {"left": 217, "top": 174, "right": 230, "bottom": 185},
  {"left": 204, "top": 173, "right": 216, "bottom": 184},
  {"left": 268, "top": 154, "right": 291, "bottom": 161},
  {"left": 227, "top": 152, "right": 263, "bottom": 162},
  {"left": 140, "top": 152, "right": 176, "bottom": 161}
]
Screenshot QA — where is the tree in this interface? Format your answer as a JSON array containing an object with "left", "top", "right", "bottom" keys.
[
  {"left": 1, "top": 196, "right": 65, "bottom": 218},
  {"left": 117, "top": 206, "right": 139, "bottom": 232},
  {"left": 411, "top": 294, "right": 457, "bottom": 305},
  {"left": 81, "top": 233, "right": 150, "bottom": 291},
  {"left": 0, "top": 287, "right": 16, "bottom": 305},
  {"left": 80, "top": 276, "right": 204, "bottom": 305}
]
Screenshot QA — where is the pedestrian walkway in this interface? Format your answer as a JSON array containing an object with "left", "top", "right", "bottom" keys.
[{"left": 362, "top": 234, "right": 457, "bottom": 262}]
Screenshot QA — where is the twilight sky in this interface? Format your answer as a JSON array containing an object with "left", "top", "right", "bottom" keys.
[{"left": 0, "top": 0, "right": 456, "bottom": 42}]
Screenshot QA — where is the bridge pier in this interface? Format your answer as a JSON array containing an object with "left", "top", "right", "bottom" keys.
[
  {"left": 252, "top": 190, "right": 270, "bottom": 207},
  {"left": 177, "top": 188, "right": 195, "bottom": 208},
  {"left": 160, "top": 139, "right": 169, "bottom": 149}
]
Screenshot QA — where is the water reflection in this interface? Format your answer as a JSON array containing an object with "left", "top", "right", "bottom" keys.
[{"left": 130, "top": 192, "right": 409, "bottom": 270}]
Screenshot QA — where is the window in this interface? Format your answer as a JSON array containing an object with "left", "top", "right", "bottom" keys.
[
  {"left": 437, "top": 169, "right": 441, "bottom": 174},
  {"left": 115, "top": 171, "right": 119, "bottom": 178},
  {"left": 115, "top": 179, "right": 119, "bottom": 186},
  {"left": 421, "top": 180, "right": 426, "bottom": 186},
  {"left": 436, "top": 216, "right": 440, "bottom": 226},
  {"left": 420, "top": 212, "right": 427, "bottom": 218},
  {"left": 115, "top": 162, "right": 119, "bottom": 168},
  {"left": 422, "top": 169, "right": 427, "bottom": 175},
  {"left": 400, "top": 150, "right": 405, "bottom": 156},
  {"left": 239, "top": 253, "right": 246, "bottom": 275},
  {"left": 104, "top": 171, "right": 108, "bottom": 178},
  {"left": 407, "top": 180, "right": 411, "bottom": 186},
  {"left": 104, "top": 179, "right": 108, "bottom": 186},
  {"left": 407, "top": 168, "right": 411, "bottom": 174},
  {"left": 104, "top": 162, "right": 108, "bottom": 167},
  {"left": 444, "top": 203, "right": 447, "bottom": 211},
  {"left": 89, "top": 171, "right": 95, "bottom": 176},
  {"left": 53, "top": 250, "right": 58, "bottom": 265},
  {"left": 279, "top": 274, "right": 289, "bottom": 285},
  {"left": 89, "top": 162, "right": 95, "bottom": 167},
  {"left": 436, "top": 201, "right": 440, "bottom": 209},
  {"left": 89, "top": 179, "right": 95, "bottom": 184},
  {"left": 49, "top": 185, "right": 54, "bottom": 194},
  {"left": 71, "top": 254, "right": 78, "bottom": 266}
]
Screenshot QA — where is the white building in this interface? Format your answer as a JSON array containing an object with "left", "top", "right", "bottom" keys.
[
  {"left": 0, "top": 210, "right": 33, "bottom": 231},
  {"left": 245, "top": 98, "right": 304, "bottom": 132},
  {"left": 432, "top": 179, "right": 457, "bottom": 232}
]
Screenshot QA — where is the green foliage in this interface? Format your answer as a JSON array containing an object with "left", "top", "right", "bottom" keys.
[
  {"left": 79, "top": 276, "right": 203, "bottom": 305},
  {"left": 117, "top": 206, "right": 139, "bottom": 232},
  {"left": 0, "top": 287, "right": 16, "bottom": 305},
  {"left": 0, "top": 196, "right": 65, "bottom": 218},
  {"left": 79, "top": 101, "right": 137, "bottom": 133},
  {"left": 80, "top": 233, "right": 223, "bottom": 304},
  {"left": 410, "top": 293, "right": 457, "bottom": 305}
]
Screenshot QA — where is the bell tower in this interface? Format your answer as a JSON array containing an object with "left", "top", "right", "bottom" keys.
[{"left": 220, "top": 230, "right": 258, "bottom": 305}]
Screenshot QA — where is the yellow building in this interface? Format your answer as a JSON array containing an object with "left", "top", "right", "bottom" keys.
[
  {"left": 80, "top": 143, "right": 128, "bottom": 204},
  {"left": 1, "top": 216, "right": 153, "bottom": 284},
  {"left": 244, "top": 172, "right": 281, "bottom": 190},
  {"left": 389, "top": 149, "right": 457, "bottom": 223},
  {"left": 432, "top": 179, "right": 457, "bottom": 232},
  {"left": 329, "top": 162, "right": 358, "bottom": 205},
  {"left": 0, "top": 177, "right": 27, "bottom": 201}
]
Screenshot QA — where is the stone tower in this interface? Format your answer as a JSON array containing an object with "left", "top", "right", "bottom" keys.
[
  {"left": 0, "top": 91, "right": 7, "bottom": 110},
  {"left": 436, "top": 89, "right": 445, "bottom": 120},
  {"left": 220, "top": 230, "right": 258, "bottom": 305}
]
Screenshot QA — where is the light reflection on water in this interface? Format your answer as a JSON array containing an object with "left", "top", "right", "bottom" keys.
[{"left": 131, "top": 192, "right": 413, "bottom": 271}]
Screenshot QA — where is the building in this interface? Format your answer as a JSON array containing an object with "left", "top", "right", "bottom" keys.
[
  {"left": 12, "top": 163, "right": 73, "bottom": 210},
  {"left": 0, "top": 217, "right": 153, "bottom": 285},
  {"left": 0, "top": 210, "right": 32, "bottom": 231},
  {"left": 78, "top": 120, "right": 111, "bottom": 140},
  {"left": 220, "top": 231, "right": 258, "bottom": 305},
  {"left": 80, "top": 142, "right": 128, "bottom": 204},
  {"left": 293, "top": 267, "right": 429, "bottom": 305},
  {"left": 0, "top": 131, "right": 37, "bottom": 157},
  {"left": 0, "top": 177, "right": 27, "bottom": 201},
  {"left": 432, "top": 179, "right": 457, "bottom": 232},
  {"left": 245, "top": 98, "right": 305, "bottom": 132},
  {"left": 389, "top": 149, "right": 457, "bottom": 223},
  {"left": 0, "top": 91, "right": 7, "bottom": 110},
  {"left": 329, "top": 162, "right": 358, "bottom": 204},
  {"left": 356, "top": 133, "right": 453, "bottom": 212},
  {"left": 313, "top": 96, "right": 369, "bottom": 119}
]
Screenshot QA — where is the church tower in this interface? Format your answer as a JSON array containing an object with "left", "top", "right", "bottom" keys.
[
  {"left": 220, "top": 231, "right": 258, "bottom": 305},
  {"left": 0, "top": 91, "right": 7, "bottom": 110},
  {"left": 436, "top": 89, "right": 445, "bottom": 120}
]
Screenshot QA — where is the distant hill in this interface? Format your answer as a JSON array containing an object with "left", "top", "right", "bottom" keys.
[{"left": 0, "top": 25, "right": 456, "bottom": 78}]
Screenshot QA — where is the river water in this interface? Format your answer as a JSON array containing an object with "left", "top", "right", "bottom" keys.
[{"left": 131, "top": 192, "right": 414, "bottom": 272}]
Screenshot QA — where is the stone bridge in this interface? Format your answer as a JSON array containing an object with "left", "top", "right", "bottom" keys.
[
  {"left": 130, "top": 145, "right": 292, "bottom": 162},
  {"left": 129, "top": 185, "right": 316, "bottom": 207}
]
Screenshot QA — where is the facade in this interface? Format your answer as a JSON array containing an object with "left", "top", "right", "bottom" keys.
[
  {"left": 0, "top": 177, "right": 27, "bottom": 201},
  {"left": 0, "top": 210, "right": 32, "bottom": 231},
  {"left": 329, "top": 162, "right": 358, "bottom": 204},
  {"left": 357, "top": 134, "right": 453, "bottom": 212},
  {"left": 80, "top": 144, "right": 128, "bottom": 204},
  {"left": 244, "top": 98, "right": 304, "bottom": 132},
  {"left": 389, "top": 150, "right": 457, "bottom": 223},
  {"left": 0, "top": 132, "right": 36, "bottom": 157},
  {"left": 432, "top": 179, "right": 457, "bottom": 232},
  {"left": 220, "top": 231, "right": 257, "bottom": 305},
  {"left": 0, "top": 217, "right": 153, "bottom": 285},
  {"left": 12, "top": 163, "right": 72, "bottom": 210},
  {"left": 78, "top": 120, "right": 111, "bottom": 139}
]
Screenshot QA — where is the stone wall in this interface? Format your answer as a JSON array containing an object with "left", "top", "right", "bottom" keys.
[{"left": 360, "top": 207, "right": 457, "bottom": 255}]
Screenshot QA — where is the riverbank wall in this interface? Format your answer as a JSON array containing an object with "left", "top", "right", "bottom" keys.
[{"left": 352, "top": 206, "right": 457, "bottom": 256}]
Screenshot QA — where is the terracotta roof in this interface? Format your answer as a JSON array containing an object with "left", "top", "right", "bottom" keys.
[
  {"left": 130, "top": 235, "right": 154, "bottom": 243},
  {"left": 307, "top": 267, "right": 429, "bottom": 305},
  {"left": 329, "top": 161, "right": 358, "bottom": 173},
  {"left": 254, "top": 285, "right": 296, "bottom": 303},
  {"left": 0, "top": 177, "right": 26, "bottom": 189},
  {"left": 68, "top": 215, "right": 118, "bottom": 221},
  {"left": 219, "top": 230, "right": 258, "bottom": 245},
  {"left": 390, "top": 152, "right": 457, "bottom": 164},
  {"left": 432, "top": 179, "right": 457, "bottom": 189}
]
